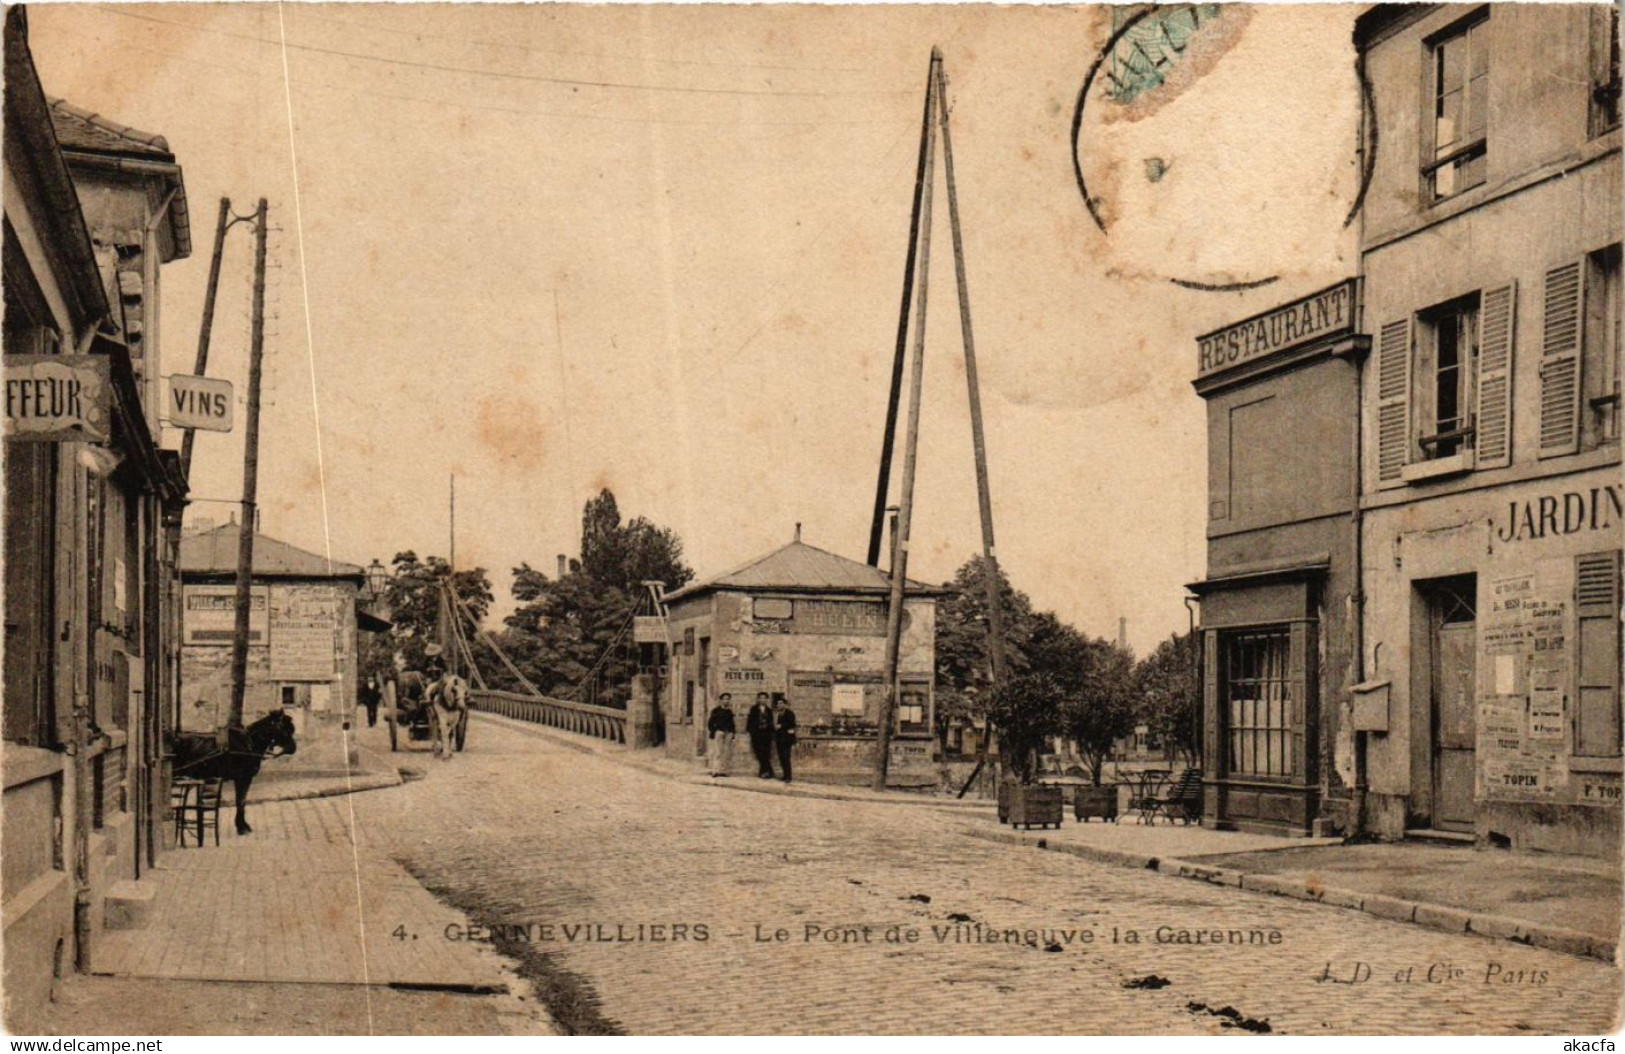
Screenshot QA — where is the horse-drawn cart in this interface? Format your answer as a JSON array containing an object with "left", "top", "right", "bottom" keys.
[{"left": 386, "top": 672, "right": 468, "bottom": 753}]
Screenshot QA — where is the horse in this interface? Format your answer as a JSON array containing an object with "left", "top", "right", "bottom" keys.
[
  {"left": 427, "top": 672, "right": 468, "bottom": 759},
  {"left": 169, "top": 710, "right": 298, "bottom": 835}
]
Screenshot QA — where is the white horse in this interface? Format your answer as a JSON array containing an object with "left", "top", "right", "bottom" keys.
[{"left": 428, "top": 672, "right": 468, "bottom": 759}]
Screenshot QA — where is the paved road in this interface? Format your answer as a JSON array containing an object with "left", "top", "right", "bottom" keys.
[{"left": 349, "top": 715, "right": 1622, "bottom": 1036}]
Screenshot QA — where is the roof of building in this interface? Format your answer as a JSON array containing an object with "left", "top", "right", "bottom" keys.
[
  {"left": 180, "top": 524, "right": 362, "bottom": 579},
  {"left": 46, "top": 98, "right": 192, "bottom": 262},
  {"left": 664, "top": 538, "right": 944, "bottom": 602},
  {"left": 47, "top": 98, "right": 173, "bottom": 159}
]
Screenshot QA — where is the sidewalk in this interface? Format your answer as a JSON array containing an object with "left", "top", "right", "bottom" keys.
[
  {"left": 470, "top": 712, "right": 1623, "bottom": 965},
  {"left": 24, "top": 793, "right": 555, "bottom": 1036}
]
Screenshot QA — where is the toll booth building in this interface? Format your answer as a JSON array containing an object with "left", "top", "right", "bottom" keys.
[
  {"left": 660, "top": 538, "right": 943, "bottom": 786},
  {"left": 1190, "top": 281, "right": 1366, "bottom": 837}
]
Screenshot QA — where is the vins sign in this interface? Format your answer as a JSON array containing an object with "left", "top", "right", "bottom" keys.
[{"left": 168, "top": 374, "right": 234, "bottom": 432}]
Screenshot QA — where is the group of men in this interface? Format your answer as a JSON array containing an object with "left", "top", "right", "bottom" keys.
[{"left": 707, "top": 692, "right": 797, "bottom": 782}]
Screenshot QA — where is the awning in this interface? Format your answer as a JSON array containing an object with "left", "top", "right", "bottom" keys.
[{"left": 357, "top": 609, "right": 392, "bottom": 633}]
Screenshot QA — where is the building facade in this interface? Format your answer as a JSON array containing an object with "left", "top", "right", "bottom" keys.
[
  {"left": 1191, "top": 281, "right": 1365, "bottom": 836},
  {"left": 660, "top": 538, "right": 941, "bottom": 786},
  {"left": 2, "top": 8, "right": 190, "bottom": 1019},
  {"left": 179, "top": 525, "right": 364, "bottom": 775},
  {"left": 1353, "top": 4, "right": 1622, "bottom": 853}
]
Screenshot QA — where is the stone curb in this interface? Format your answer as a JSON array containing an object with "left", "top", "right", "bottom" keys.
[
  {"left": 962, "top": 826, "right": 1618, "bottom": 965},
  {"left": 469, "top": 711, "right": 997, "bottom": 812},
  {"left": 253, "top": 770, "right": 402, "bottom": 802}
]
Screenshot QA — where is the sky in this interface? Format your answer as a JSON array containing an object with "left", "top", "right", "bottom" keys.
[{"left": 27, "top": 2, "right": 1361, "bottom": 654}]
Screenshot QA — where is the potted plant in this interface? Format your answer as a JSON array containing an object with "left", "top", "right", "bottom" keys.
[
  {"left": 1063, "top": 640, "right": 1137, "bottom": 822},
  {"left": 986, "top": 675, "right": 1065, "bottom": 829}
]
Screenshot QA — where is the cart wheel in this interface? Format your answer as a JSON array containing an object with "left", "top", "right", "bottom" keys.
[
  {"left": 455, "top": 711, "right": 468, "bottom": 752},
  {"left": 388, "top": 713, "right": 398, "bottom": 752}
]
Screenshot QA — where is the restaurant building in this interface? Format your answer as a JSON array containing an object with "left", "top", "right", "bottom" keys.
[
  {"left": 1352, "top": 5, "right": 1621, "bottom": 854},
  {"left": 659, "top": 534, "right": 943, "bottom": 786},
  {"left": 1190, "top": 280, "right": 1366, "bottom": 836}
]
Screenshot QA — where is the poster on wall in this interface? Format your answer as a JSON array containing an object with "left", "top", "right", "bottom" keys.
[
  {"left": 1477, "top": 573, "right": 1572, "bottom": 804},
  {"left": 184, "top": 585, "right": 269, "bottom": 645},
  {"left": 271, "top": 584, "right": 341, "bottom": 681}
]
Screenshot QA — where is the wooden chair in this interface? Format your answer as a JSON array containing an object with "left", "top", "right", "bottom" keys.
[
  {"left": 1145, "top": 769, "right": 1204, "bottom": 826},
  {"left": 171, "top": 777, "right": 225, "bottom": 847}
]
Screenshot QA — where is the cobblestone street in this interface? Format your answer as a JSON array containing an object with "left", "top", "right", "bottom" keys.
[{"left": 346, "top": 716, "right": 1621, "bottom": 1035}]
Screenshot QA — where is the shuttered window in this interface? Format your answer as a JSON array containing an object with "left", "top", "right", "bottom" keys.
[
  {"left": 1376, "top": 317, "right": 1413, "bottom": 487},
  {"left": 1575, "top": 551, "right": 1622, "bottom": 759},
  {"left": 1474, "top": 282, "right": 1517, "bottom": 467},
  {"left": 1584, "top": 245, "right": 1622, "bottom": 447},
  {"left": 1539, "top": 260, "right": 1585, "bottom": 457}
]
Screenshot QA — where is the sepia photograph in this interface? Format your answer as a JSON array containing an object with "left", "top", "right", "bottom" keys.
[{"left": 1, "top": 0, "right": 1621, "bottom": 1039}]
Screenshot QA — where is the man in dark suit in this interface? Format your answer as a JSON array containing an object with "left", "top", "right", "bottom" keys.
[
  {"left": 771, "top": 694, "right": 797, "bottom": 783},
  {"left": 746, "top": 692, "right": 776, "bottom": 779},
  {"left": 706, "top": 693, "right": 737, "bottom": 777}
]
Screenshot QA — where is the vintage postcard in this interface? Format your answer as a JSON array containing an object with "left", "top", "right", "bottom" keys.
[{"left": 2, "top": 0, "right": 1621, "bottom": 1040}]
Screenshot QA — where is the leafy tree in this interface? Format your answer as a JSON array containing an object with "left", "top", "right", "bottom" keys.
[
  {"left": 934, "top": 555, "right": 1036, "bottom": 736},
  {"left": 372, "top": 551, "right": 493, "bottom": 674},
  {"left": 1136, "top": 631, "right": 1200, "bottom": 768},
  {"left": 984, "top": 673, "right": 1065, "bottom": 786},
  {"left": 495, "top": 491, "right": 692, "bottom": 705},
  {"left": 1063, "top": 637, "right": 1138, "bottom": 785}
]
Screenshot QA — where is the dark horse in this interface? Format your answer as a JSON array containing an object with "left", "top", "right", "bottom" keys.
[{"left": 169, "top": 711, "right": 298, "bottom": 835}]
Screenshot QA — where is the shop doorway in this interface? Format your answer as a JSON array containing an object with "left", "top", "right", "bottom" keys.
[{"left": 1422, "top": 575, "right": 1478, "bottom": 832}]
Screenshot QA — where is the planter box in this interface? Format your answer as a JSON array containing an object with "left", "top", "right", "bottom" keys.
[
  {"left": 1074, "top": 784, "right": 1118, "bottom": 823},
  {"left": 1006, "top": 784, "right": 1064, "bottom": 829}
]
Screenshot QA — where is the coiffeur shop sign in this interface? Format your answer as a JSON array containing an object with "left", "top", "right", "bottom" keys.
[
  {"left": 1196, "top": 279, "right": 1357, "bottom": 380},
  {"left": 4, "top": 355, "right": 111, "bottom": 443}
]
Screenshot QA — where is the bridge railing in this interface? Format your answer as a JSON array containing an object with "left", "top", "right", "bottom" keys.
[{"left": 468, "top": 688, "right": 627, "bottom": 745}]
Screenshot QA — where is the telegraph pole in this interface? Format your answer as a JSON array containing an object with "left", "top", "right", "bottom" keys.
[
  {"left": 936, "top": 61, "right": 1009, "bottom": 689},
  {"left": 867, "top": 54, "right": 940, "bottom": 568},
  {"left": 180, "top": 197, "right": 231, "bottom": 480},
  {"left": 227, "top": 199, "right": 268, "bottom": 731},
  {"left": 874, "top": 49, "right": 940, "bottom": 791}
]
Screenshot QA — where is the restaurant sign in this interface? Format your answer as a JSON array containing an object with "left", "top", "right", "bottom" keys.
[
  {"left": 4, "top": 355, "right": 112, "bottom": 442},
  {"left": 1196, "top": 279, "right": 1357, "bottom": 380}
]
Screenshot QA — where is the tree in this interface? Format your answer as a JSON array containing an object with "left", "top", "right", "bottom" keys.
[
  {"left": 934, "top": 555, "right": 1036, "bottom": 738},
  {"left": 373, "top": 551, "right": 494, "bottom": 674},
  {"left": 1063, "top": 638, "right": 1138, "bottom": 785},
  {"left": 984, "top": 674, "right": 1064, "bottom": 785},
  {"left": 495, "top": 491, "right": 693, "bottom": 704},
  {"left": 1136, "top": 631, "right": 1200, "bottom": 768}
]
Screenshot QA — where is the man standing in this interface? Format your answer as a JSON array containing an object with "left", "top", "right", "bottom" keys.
[
  {"left": 772, "top": 694, "right": 797, "bottom": 783},
  {"left": 746, "top": 692, "right": 776, "bottom": 779},
  {"left": 360, "top": 676, "right": 381, "bottom": 728},
  {"left": 707, "top": 693, "right": 737, "bottom": 777}
]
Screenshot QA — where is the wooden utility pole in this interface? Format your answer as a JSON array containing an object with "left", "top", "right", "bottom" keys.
[
  {"left": 874, "top": 49, "right": 940, "bottom": 791},
  {"left": 226, "top": 199, "right": 268, "bottom": 731},
  {"left": 867, "top": 55, "right": 940, "bottom": 568},
  {"left": 180, "top": 197, "right": 231, "bottom": 480},
  {"left": 935, "top": 62, "right": 1009, "bottom": 691}
]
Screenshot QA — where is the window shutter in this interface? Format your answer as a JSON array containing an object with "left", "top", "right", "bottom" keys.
[
  {"left": 1574, "top": 551, "right": 1622, "bottom": 758},
  {"left": 1539, "top": 260, "right": 1585, "bottom": 458},
  {"left": 1203, "top": 629, "right": 1220, "bottom": 776},
  {"left": 1376, "top": 317, "right": 1413, "bottom": 488},
  {"left": 1474, "top": 281, "right": 1517, "bottom": 468}
]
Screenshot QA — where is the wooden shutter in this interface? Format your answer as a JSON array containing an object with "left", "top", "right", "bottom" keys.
[
  {"left": 1574, "top": 551, "right": 1622, "bottom": 758},
  {"left": 1539, "top": 260, "right": 1585, "bottom": 458},
  {"left": 1474, "top": 281, "right": 1517, "bottom": 468},
  {"left": 1376, "top": 317, "right": 1413, "bottom": 487}
]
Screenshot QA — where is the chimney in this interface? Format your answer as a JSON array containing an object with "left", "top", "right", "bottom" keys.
[
  {"left": 794, "top": 522, "right": 802, "bottom": 543},
  {"left": 557, "top": 553, "right": 568, "bottom": 579},
  {"left": 1118, "top": 617, "right": 1129, "bottom": 649}
]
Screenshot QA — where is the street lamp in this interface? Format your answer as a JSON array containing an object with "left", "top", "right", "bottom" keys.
[{"left": 364, "top": 559, "right": 389, "bottom": 604}]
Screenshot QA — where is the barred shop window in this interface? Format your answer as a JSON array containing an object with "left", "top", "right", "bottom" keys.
[
  {"left": 1417, "top": 294, "right": 1481, "bottom": 460},
  {"left": 1592, "top": 5, "right": 1621, "bottom": 138},
  {"left": 1574, "top": 551, "right": 1622, "bottom": 758},
  {"left": 1223, "top": 628, "right": 1295, "bottom": 778},
  {"left": 1425, "top": 13, "right": 1489, "bottom": 202}
]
